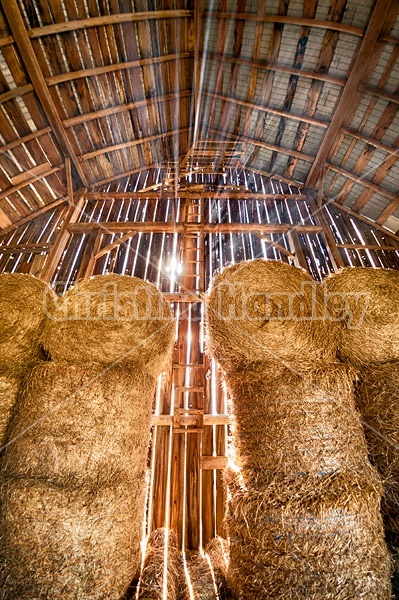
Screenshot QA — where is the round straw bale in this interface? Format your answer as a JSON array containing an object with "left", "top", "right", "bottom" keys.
[
  {"left": 225, "top": 469, "right": 391, "bottom": 600},
  {"left": 43, "top": 274, "right": 175, "bottom": 377},
  {"left": 182, "top": 539, "right": 232, "bottom": 600},
  {"left": 0, "top": 274, "right": 54, "bottom": 373},
  {"left": 137, "top": 528, "right": 181, "bottom": 600},
  {"left": 223, "top": 361, "right": 371, "bottom": 485},
  {"left": 204, "top": 537, "right": 232, "bottom": 600},
  {"left": 0, "top": 477, "right": 146, "bottom": 600},
  {"left": 2, "top": 361, "right": 155, "bottom": 486},
  {"left": 183, "top": 552, "right": 217, "bottom": 600},
  {"left": 206, "top": 259, "right": 336, "bottom": 371},
  {"left": 323, "top": 266, "right": 399, "bottom": 365},
  {"left": 355, "top": 361, "right": 399, "bottom": 530},
  {"left": 0, "top": 370, "right": 20, "bottom": 447}
]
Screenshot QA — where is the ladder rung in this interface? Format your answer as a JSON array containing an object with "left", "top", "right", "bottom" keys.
[
  {"left": 173, "top": 363, "right": 204, "bottom": 369},
  {"left": 175, "top": 386, "right": 204, "bottom": 392}
]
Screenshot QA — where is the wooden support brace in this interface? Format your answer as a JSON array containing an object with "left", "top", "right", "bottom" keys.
[
  {"left": 94, "top": 231, "right": 137, "bottom": 260},
  {"left": 200, "top": 456, "right": 228, "bottom": 470}
]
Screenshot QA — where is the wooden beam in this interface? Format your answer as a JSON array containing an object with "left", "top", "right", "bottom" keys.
[
  {"left": 152, "top": 415, "right": 230, "bottom": 426},
  {"left": 200, "top": 456, "right": 228, "bottom": 470},
  {"left": 41, "top": 189, "right": 86, "bottom": 282},
  {"left": 341, "top": 127, "right": 399, "bottom": 156},
  {"left": 376, "top": 200, "right": 399, "bottom": 225},
  {"left": 307, "top": 192, "right": 344, "bottom": 269},
  {"left": 256, "top": 233, "right": 295, "bottom": 259},
  {"left": 362, "top": 84, "right": 399, "bottom": 105},
  {"left": 209, "top": 128, "right": 314, "bottom": 162},
  {"left": 284, "top": 0, "right": 347, "bottom": 180},
  {"left": 336, "top": 242, "right": 399, "bottom": 251},
  {"left": 0, "top": 36, "right": 14, "bottom": 48},
  {"left": 193, "top": 0, "right": 202, "bottom": 121},
  {"left": 85, "top": 191, "right": 307, "bottom": 200},
  {"left": 0, "top": 166, "right": 63, "bottom": 203},
  {"left": 204, "top": 52, "right": 346, "bottom": 87},
  {"left": 10, "top": 162, "right": 51, "bottom": 186},
  {"left": 75, "top": 228, "right": 102, "bottom": 281},
  {"left": 204, "top": 12, "right": 363, "bottom": 36},
  {"left": 80, "top": 128, "right": 190, "bottom": 162},
  {"left": 305, "top": 0, "right": 395, "bottom": 188},
  {"left": 204, "top": 91, "right": 328, "bottom": 128},
  {"left": 0, "top": 242, "right": 52, "bottom": 254},
  {"left": 66, "top": 158, "right": 73, "bottom": 204},
  {"left": 0, "top": 198, "right": 67, "bottom": 235},
  {"left": 327, "top": 162, "right": 399, "bottom": 204},
  {"left": 68, "top": 221, "right": 323, "bottom": 234},
  {"left": 0, "top": 127, "right": 52, "bottom": 154},
  {"left": 1, "top": 0, "right": 89, "bottom": 187},
  {"left": 327, "top": 200, "right": 399, "bottom": 244},
  {"left": 28, "top": 10, "right": 193, "bottom": 38},
  {"left": 0, "top": 84, "right": 33, "bottom": 104},
  {"left": 94, "top": 231, "right": 136, "bottom": 260},
  {"left": 63, "top": 91, "right": 191, "bottom": 128},
  {"left": 46, "top": 53, "right": 192, "bottom": 86}
]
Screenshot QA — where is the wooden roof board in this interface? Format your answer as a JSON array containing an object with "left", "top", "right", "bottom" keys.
[{"left": 0, "top": 0, "right": 397, "bottom": 230}]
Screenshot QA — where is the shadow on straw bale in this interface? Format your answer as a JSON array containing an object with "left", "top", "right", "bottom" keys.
[
  {"left": 183, "top": 537, "right": 232, "bottom": 600},
  {"left": 0, "top": 274, "right": 55, "bottom": 374},
  {"left": 205, "top": 537, "right": 232, "bottom": 600},
  {"left": 222, "top": 361, "right": 372, "bottom": 484},
  {"left": 2, "top": 361, "right": 155, "bottom": 486},
  {"left": 0, "top": 370, "right": 20, "bottom": 447},
  {"left": 43, "top": 274, "right": 175, "bottom": 377},
  {"left": 137, "top": 528, "right": 181, "bottom": 600},
  {"left": 224, "top": 469, "right": 391, "bottom": 600},
  {"left": 323, "top": 267, "right": 399, "bottom": 366},
  {"left": 355, "top": 361, "right": 399, "bottom": 531},
  {"left": 0, "top": 477, "right": 146, "bottom": 600},
  {"left": 206, "top": 259, "right": 337, "bottom": 371}
]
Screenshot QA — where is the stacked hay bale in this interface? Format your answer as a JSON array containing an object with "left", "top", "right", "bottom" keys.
[
  {"left": 207, "top": 259, "right": 391, "bottom": 599},
  {"left": 0, "top": 274, "right": 175, "bottom": 599},
  {"left": 137, "top": 528, "right": 181, "bottom": 599},
  {"left": 324, "top": 267, "right": 399, "bottom": 595},
  {"left": 183, "top": 537, "right": 231, "bottom": 600},
  {"left": 0, "top": 273, "right": 53, "bottom": 445}
]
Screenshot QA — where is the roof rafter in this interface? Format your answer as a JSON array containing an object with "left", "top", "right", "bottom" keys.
[
  {"left": 46, "top": 53, "right": 193, "bottom": 86},
  {"left": 306, "top": 0, "right": 397, "bottom": 188},
  {"left": 80, "top": 128, "right": 190, "bottom": 162},
  {"left": 28, "top": 10, "right": 193, "bottom": 38},
  {"left": 204, "top": 12, "right": 363, "bottom": 36},
  {"left": 205, "top": 92, "right": 328, "bottom": 128},
  {"left": 204, "top": 52, "right": 346, "bottom": 87},
  {"left": 63, "top": 91, "right": 191, "bottom": 128},
  {"left": 1, "top": 0, "right": 89, "bottom": 188}
]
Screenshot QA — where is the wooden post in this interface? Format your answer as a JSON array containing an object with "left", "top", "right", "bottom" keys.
[
  {"left": 41, "top": 189, "right": 86, "bottom": 283},
  {"left": 307, "top": 191, "right": 344, "bottom": 270}
]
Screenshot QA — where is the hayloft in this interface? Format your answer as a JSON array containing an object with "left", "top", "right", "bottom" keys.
[{"left": 0, "top": 0, "right": 398, "bottom": 598}]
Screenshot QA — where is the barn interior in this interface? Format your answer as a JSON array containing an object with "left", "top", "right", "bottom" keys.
[{"left": 0, "top": 0, "right": 398, "bottom": 597}]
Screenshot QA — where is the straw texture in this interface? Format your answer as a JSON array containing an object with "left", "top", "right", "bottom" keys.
[
  {"left": 137, "top": 529, "right": 181, "bottom": 600},
  {"left": 356, "top": 361, "right": 399, "bottom": 531},
  {"left": 43, "top": 274, "right": 175, "bottom": 377},
  {"left": 0, "top": 273, "right": 54, "bottom": 374},
  {"left": 207, "top": 259, "right": 336, "bottom": 371},
  {"left": 0, "top": 371, "right": 20, "bottom": 447},
  {"left": 223, "top": 361, "right": 370, "bottom": 482},
  {"left": 183, "top": 538, "right": 231, "bottom": 600},
  {"left": 323, "top": 267, "right": 399, "bottom": 366},
  {"left": 225, "top": 469, "right": 391, "bottom": 600},
  {"left": 2, "top": 361, "right": 155, "bottom": 485},
  {"left": 0, "top": 477, "right": 145, "bottom": 600}
]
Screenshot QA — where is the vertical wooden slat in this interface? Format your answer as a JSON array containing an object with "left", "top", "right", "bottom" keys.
[{"left": 41, "top": 189, "right": 86, "bottom": 283}]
